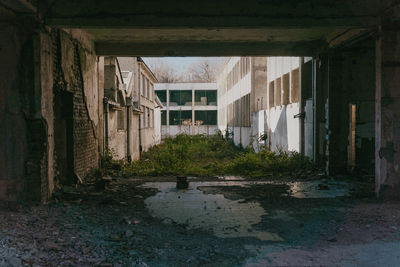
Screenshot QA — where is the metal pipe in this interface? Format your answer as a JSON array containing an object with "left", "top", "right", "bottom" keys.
[{"left": 103, "top": 97, "right": 109, "bottom": 150}]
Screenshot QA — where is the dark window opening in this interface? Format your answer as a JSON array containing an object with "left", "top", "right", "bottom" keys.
[
  {"left": 195, "top": 90, "right": 217, "bottom": 106},
  {"left": 161, "top": 110, "right": 167, "bottom": 125},
  {"left": 156, "top": 90, "right": 167, "bottom": 105},
  {"left": 169, "top": 90, "right": 192, "bottom": 106},
  {"left": 169, "top": 110, "right": 192, "bottom": 125},
  {"left": 195, "top": 110, "right": 217, "bottom": 125}
]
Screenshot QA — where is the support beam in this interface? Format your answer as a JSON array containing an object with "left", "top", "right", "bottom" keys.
[
  {"left": 43, "top": 0, "right": 382, "bottom": 28},
  {"left": 95, "top": 41, "right": 325, "bottom": 57},
  {"left": 375, "top": 25, "right": 400, "bottom": 198}
]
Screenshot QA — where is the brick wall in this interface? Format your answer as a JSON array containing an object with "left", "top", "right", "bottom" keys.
[{"left": 52, "top": 30, "right": 99, "bottom": 184}]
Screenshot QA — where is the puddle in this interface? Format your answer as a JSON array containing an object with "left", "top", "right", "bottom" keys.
[
  {"left": 289, "top": 180, "right": 350, "bottom": 198},
  {"left": 141, "top": 180, "right": 350, "bottom": 241},
  {"left": 217, "top": 176, "right": 246, "bottom": 181},
  {"left": 142, "top": 182, "right": 283, "bottom": 241}
]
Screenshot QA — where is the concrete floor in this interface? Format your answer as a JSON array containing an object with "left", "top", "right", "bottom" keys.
[{"left": 1, "top": 176, "right": 399, "bottom": 266}]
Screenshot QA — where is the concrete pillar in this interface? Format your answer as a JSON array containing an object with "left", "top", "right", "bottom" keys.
[
  {"left": 166, "top": 89, "right": 170, "bottom": 136},
  {"left": 375, "top": 26, "right": 400, "bottom": 197},
  {"left": 313, "top": 57, "right": 329, "bottom": 166},
  {"left": 327, "top": 53, "right": 349, "bottom": 175},
  {"left": 299, "top": 57, "right": 305, "bottom": 155},
  {"left": 192, "top": 89, "right": 195, "bottom": 135}
]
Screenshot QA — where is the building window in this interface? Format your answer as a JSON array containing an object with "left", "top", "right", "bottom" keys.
[
  {"left": 141, "top": 74, "right": 145, "bottom": 96},
  {"left": 282, "top": 73, "right": 290, "bottom": 105},
  {"left": 117, "top": 109, "right": 125, "bottom": 130},
  {"left": 149, "top": 108, "right": 154, "bottom": 128},
  {"left": 169, "top": 90, "right": 192, "bottom": 106},
  {"left": 291, "top": 68, "right": 300, "bottom": 103},
  {"left": 269, "top": 81, "right": 275, "bottom": 108},
  {"left": 195, "top": 110, "right": 217, "bottom": 125},
  {"left": 144, "top": 78, "right": 148, "bottom": 98},
  {"left": 169, "top": 110, "right": 192, "bottom": 125},
  {"left": 161, "top": 110, "right": 167, "bottom": 125},
  {"left": 144, "top": 107, "right": 148, "bottom": 128},
  {"left": 140, "top": 105, "right": 146, "bottom": 128},
  {"left": 275, "top": 77, "right": 282, "bottom": 106},
  {"left": 195, "top": 90, "right": 217, "bottom": 106},
  {"left": 156, "top": 90, "right": 167, "bottom": 105},
  {"left": 149, "top": 84, "right": 153, "bottom": 101},
  {"left": 231, "top": 94, "right": 250, "bottom": 127},
  {"left": 227, "top": 103, "right": 234, "bottom": 126}
]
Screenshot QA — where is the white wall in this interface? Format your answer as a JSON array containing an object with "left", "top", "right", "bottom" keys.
[
  {"left": 266, "top": 57, "right": 301, "bottom": 152},
  {"left": 154, "top": 107, "right": 162, "bottom": 144},
  {"left": 268, "top": 103, "right": 300, "bottom": 151},
  {"left": 217, "top": 57, "right": 253, "bottom": 147}
]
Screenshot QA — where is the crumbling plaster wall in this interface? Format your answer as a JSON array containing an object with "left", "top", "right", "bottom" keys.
[
  {"left": 35, "top": 28, "right": 100, "bottom": 198},
  {"left": 53, "top": 29, "right": 99, "bottom": 183}
]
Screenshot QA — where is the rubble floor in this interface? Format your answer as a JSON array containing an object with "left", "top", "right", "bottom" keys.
[{"left": 1, "top": 176, "right": 400, "bottom": 266}]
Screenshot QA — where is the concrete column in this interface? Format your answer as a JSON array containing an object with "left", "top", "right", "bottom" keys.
[
  {"left": 299, "top": 57, "right": 305, "bottom": 155},
  {"left": 192, "top": 89, "right": 195, "bottom": 135},
  {"left": 313, "top": 57, "right": 329, "bottom": 166},
  {"left": 375, "top": 26, "right": 400, "bottom": 197},
  {"left": 327, "top": 53, "right": 348, "bottom": 175},
  {"left": 166, "top": 89, "right": 170, "bottom": 136}
]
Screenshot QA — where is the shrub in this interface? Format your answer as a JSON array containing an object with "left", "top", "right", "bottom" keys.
[{"left": 104, "top": 134, "right": 313, "bottom": 178}]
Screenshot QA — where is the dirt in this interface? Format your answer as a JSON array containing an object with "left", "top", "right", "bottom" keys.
[{"left": 1, "top": 176, "right": 399, "bottom": 266}]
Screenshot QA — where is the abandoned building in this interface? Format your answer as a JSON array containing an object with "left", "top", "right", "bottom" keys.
[
  {"left": 102, "top": 56, "right": 162, "bottom": 160},
  {"left": 0, "top": 0, "right": 399, "bottom": 204},
  {"left": 137, "top": 58, "right": 161, "bottom": 152},
  {"left": 155, "top": 83, "right": 218, "bottom": 138},
  {"left": 217, "top": 57, "right": 302, "bottom": 153},
  {"left": 217, "top": 57, "right": 267, "bottom": 149}
]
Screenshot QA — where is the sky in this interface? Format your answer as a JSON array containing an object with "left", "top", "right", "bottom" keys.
[{"left": 142, "top": 57, "right": 227, "bottom": 74}]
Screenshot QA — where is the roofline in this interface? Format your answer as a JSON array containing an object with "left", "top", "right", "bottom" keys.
[
  {"left": 137, "top": 57, "right": 158, "bottom": 83},
  {"left": 154, "top": 95, "right": 163, "bottom": 108}
]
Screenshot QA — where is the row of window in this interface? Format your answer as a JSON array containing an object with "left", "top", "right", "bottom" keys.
[
  {"left": 161, "top": 110, "right": 217, "bottom": 126},
  {"left": 140, "top": 106, "right": 154, "bottom": 128},
  {"left": 268, "top": 68, "right": 299, "bottom": 108},
  {"left": 226, "top": 57, "right": 251, "bottom": 90},
  {"left": 155, "top": 90, "right": 217, "bottom": 106},
  {"left": 140, "top": 74, "right": 153, "bottom": 100},
  {"left": 227, "top": 94, "right": 251, "bottom": 127}
]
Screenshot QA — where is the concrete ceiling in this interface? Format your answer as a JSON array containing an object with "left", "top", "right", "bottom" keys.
[{"left": 8, "top": 0, "right": 400, "bottom": 56}]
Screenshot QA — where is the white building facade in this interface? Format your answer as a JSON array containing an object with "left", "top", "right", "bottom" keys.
[
  {"left": 217, "top": 57, "right": 268, "bottom": 150},
  {"left": 155, "top": 83, "right": 218, "bottom": 138},
  {"left": 217, "top": 57, "right": 303, "bottom": 153}
]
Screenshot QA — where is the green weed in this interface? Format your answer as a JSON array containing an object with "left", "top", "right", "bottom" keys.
[{"left": 105, "top": 134, "right": 313, "bottom": 178}]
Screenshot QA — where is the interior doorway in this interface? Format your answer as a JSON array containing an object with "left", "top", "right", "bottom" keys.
[{"left": 54, "top": 90, "right": 74, "bottom": 185}]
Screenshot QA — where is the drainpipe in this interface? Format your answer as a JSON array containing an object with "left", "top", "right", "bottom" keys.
[
  {"left": 299, "top": 57, "right": 305, "bottom": 156},
  {"left": 126, "top": 104, "right": 131, "bottom": 162},
  {"left": 103, "top": 97, "right": 109, "bottom": 150},
  {"left": 138, "top": 60, "right": 142, "bottom": 159}
]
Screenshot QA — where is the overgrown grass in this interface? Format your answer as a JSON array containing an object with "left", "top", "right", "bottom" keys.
[{"left": 102, "top": 134, "right": 313, "bottom": 178}]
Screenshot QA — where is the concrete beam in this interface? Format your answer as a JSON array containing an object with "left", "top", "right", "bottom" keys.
[
  {"left": 0, "top": 0, "right": 36, "bottom": 14},
  {"left": 95, "top": 41, "right": 325, "bottom": 57},
  {"left": 43, "top": 0, "right": 386, "bottom": 28},
  {"left": 375, "top": 25, "right": 400, "bottom": 198}
]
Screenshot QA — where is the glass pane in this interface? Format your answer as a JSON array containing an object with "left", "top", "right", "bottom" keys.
[
  {"left": 161, "top": 110, "right": 166, "bottom": 125},
  {"left": 195, "top": 90, "right": 217, "bottom": 105},
  {"left": 195, "top": 110, "right": 217, "bottom": 125},
  {"left": 156, "top": 91, "right": 167, "bottom": 104},
  {"left": 169, "top": 90, "right": 192, "bottom": 106}
]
